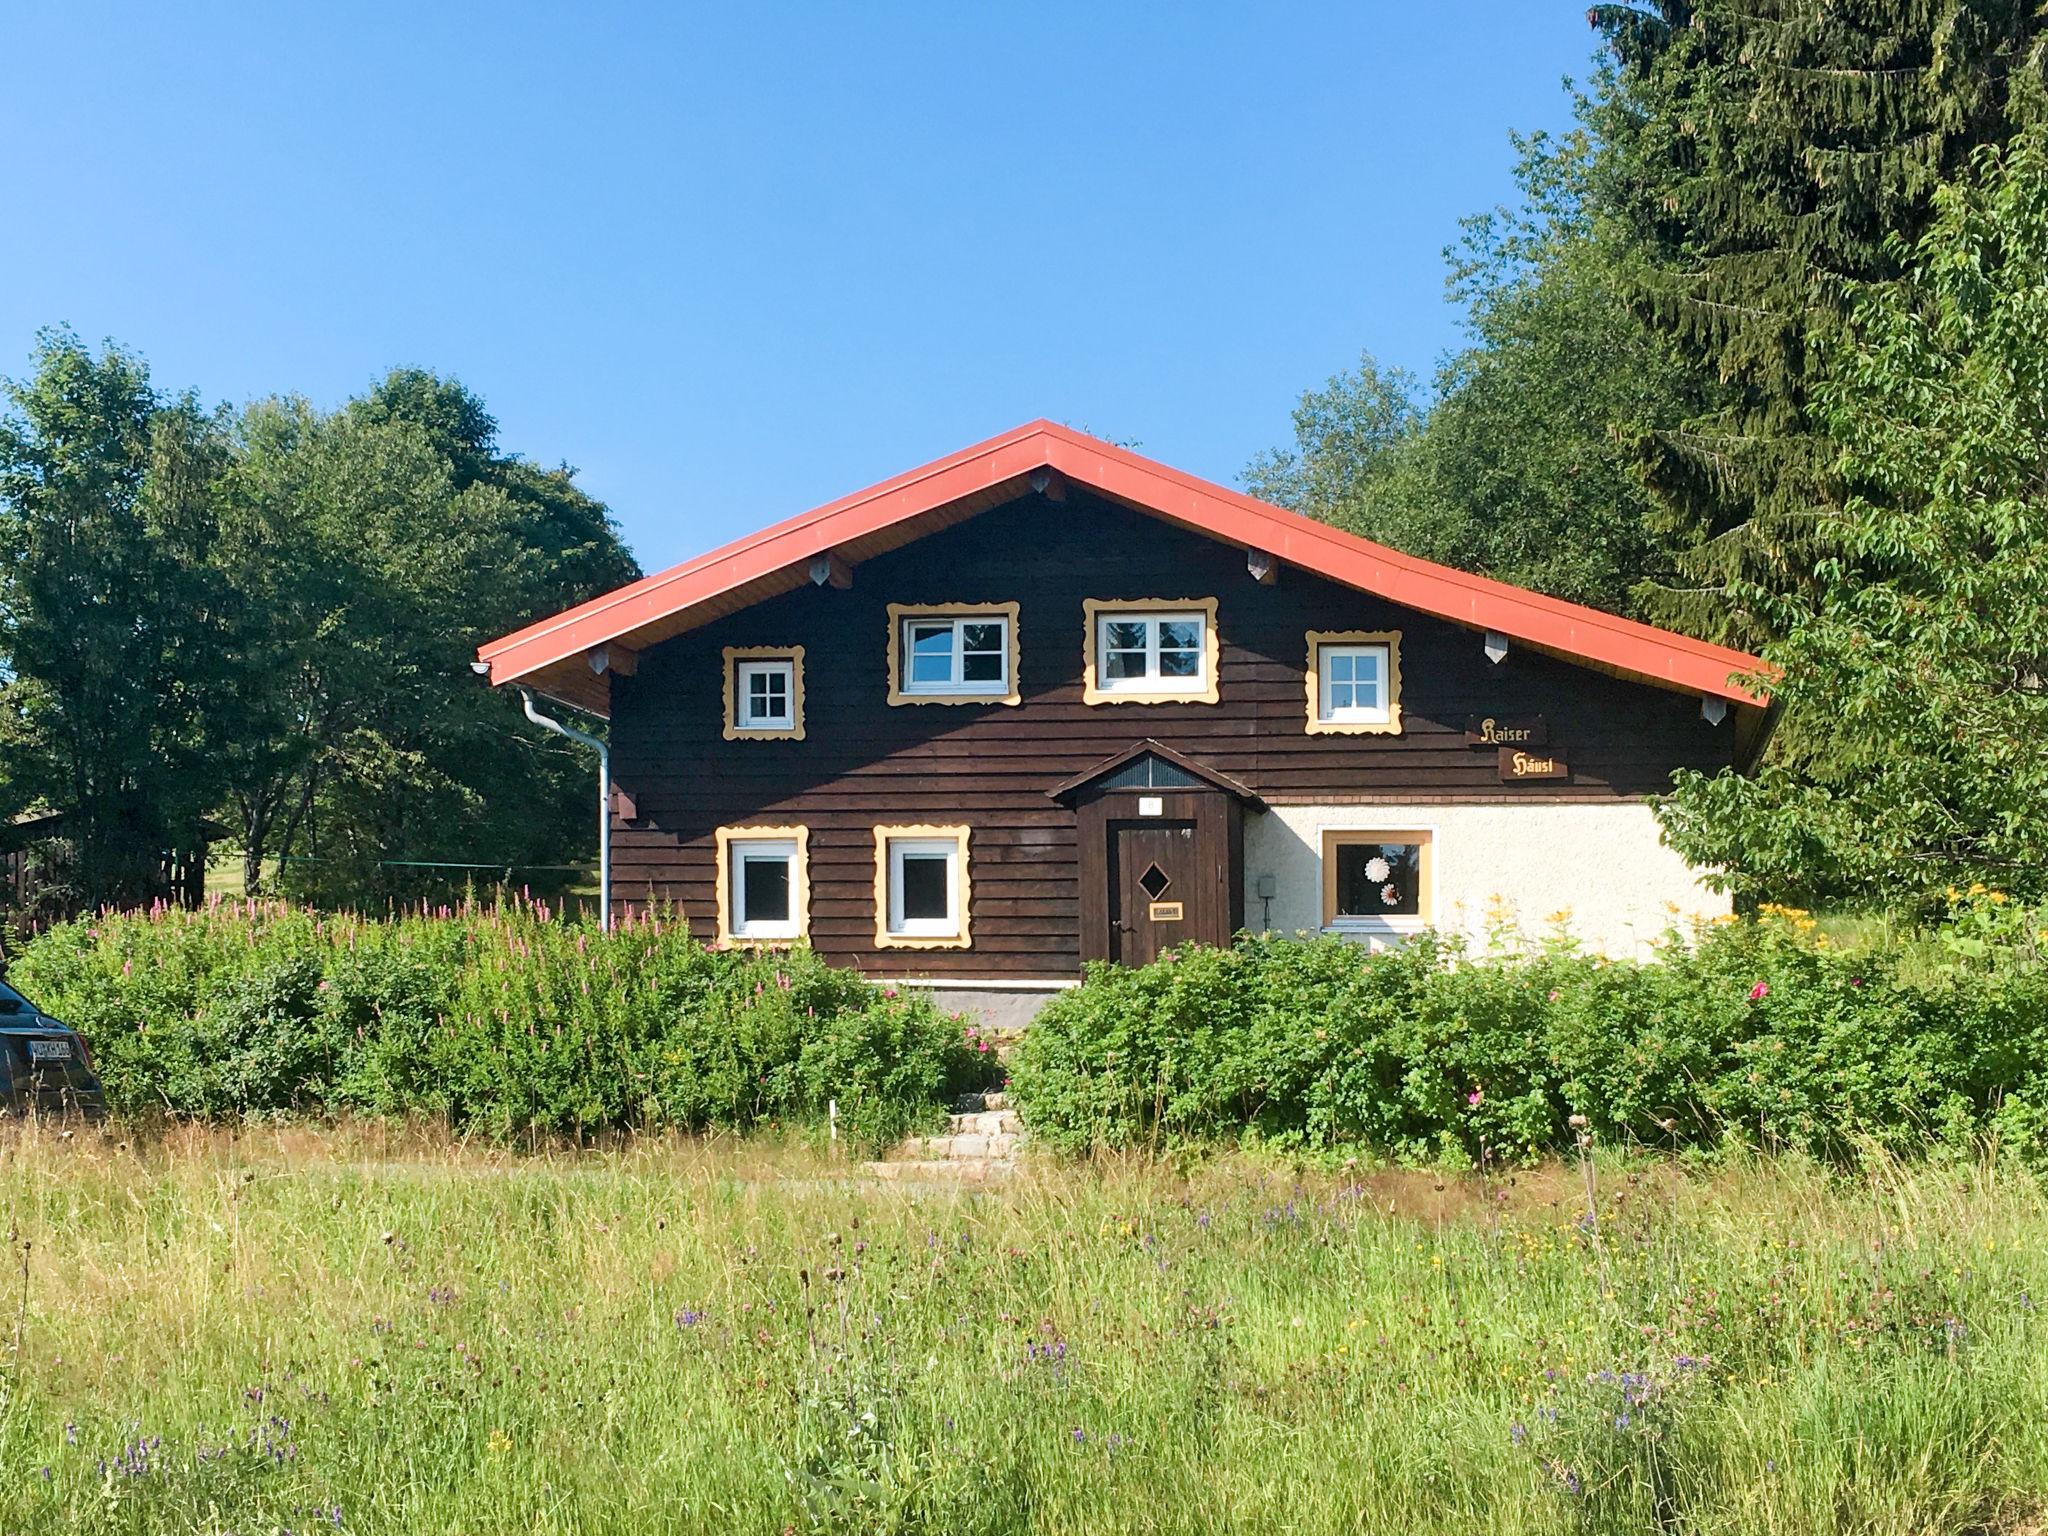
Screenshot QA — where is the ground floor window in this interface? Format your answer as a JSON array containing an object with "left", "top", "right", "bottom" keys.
[
  {"left": 873, "top": 824, "right": 971, "bottom": 948},
  {"left": 1321, "top": 829, "right": 1431, "bottom": 931},
  {"left": 715, "top": 826, "right": 809, "bottom": 943}
]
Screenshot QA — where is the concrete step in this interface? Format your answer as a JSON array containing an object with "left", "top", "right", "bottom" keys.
[
  {"left": 864, "top": 1158, "right": 1018, "bottom": 1184},
  {"left": 945, "top": 1109, "right": 1022, "bottom": 1137},
  {"left": 906, "top": 1131, "right": 1023, "bottom": 1161}
]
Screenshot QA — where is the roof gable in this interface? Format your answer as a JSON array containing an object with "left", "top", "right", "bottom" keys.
[
  {"left": 1047, "top": 740, "right": 1265, "bottom": 807},
  {"left": 478, "top": 420, "right": 1769, "bottom": 718}
]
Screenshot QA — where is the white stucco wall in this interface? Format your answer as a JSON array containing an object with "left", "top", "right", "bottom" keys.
[{"left": 1242, "top": 802, "right": 1729, "bottom": 959}]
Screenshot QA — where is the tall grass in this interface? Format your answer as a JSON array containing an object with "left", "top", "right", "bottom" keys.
[{"left": 3, "top": 1124, "right": 2043, "bottom": 1534}]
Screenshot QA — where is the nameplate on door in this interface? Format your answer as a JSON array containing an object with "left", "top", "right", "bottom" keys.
[{"left": 1148, "top": 901, "right": 1184, "bottom": 921}]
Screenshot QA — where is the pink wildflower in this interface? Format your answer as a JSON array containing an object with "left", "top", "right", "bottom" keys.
[
  {"left": 1747, "top": 981, "right": 1769, "bottom": 1002},
  {"left": 1467, "top": 1088, "right": 1483, "bottom": 1107}
]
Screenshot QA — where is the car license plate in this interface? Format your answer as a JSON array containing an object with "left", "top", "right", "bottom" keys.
[{"left": 28, "top": 1038, "right": 72, "bottom": 1062}]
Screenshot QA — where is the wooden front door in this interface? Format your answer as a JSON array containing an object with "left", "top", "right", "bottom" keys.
[
  {"left": 1110, "top": 818, "right": 1202, "bottom": 966},
  {"left": 1061, "top": 747, "right": 1251, "bottom": 969}
]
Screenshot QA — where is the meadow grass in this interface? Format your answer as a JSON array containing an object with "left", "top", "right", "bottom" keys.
[{"left": 2, "top": 1122, "right": 2044, "bottom": 1534}]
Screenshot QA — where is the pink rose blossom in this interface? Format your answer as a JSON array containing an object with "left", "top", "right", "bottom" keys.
[{"left": 1747, "top": 981, "right": 1769, "bottom": 1002}]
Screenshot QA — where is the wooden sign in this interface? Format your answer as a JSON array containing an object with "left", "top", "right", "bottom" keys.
[
  {"left": 1499, "top": 747, "right": 1568, "bottom": 781},
  {"left": 1466, "top": 714, "right": 1547, "bottom": 748},
  {"left": 1148, "top": 901, "right": 1184, "bottom": 922}
]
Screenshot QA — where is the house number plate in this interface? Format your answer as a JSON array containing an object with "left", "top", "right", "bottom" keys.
[{"left": 1148, "top": 901, "right": 1184, "bottom": 922}]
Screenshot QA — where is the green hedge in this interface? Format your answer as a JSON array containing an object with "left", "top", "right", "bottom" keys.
[
  {"left": 8, "top": 902, "right": 985, "bottom": 1152},
  {"left": 1007, "top": 914, "right": 2048, "bottom": 1164}
]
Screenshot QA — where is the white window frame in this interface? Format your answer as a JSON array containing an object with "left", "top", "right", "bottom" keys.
[
  {"left": 872, "top": 824, "right": 972, "bottom": 949},
  {"left": 715, "top": 826, "right": 809, "bottom": 945},
  {"left": 888, "top": 839, "right": 959, "bottom": 936},
  {"left": 736, "top": 659, "right": 796, "bottom": 731},
  {"left": 1305, "top": 630, "right": 1402, "bottom": 736},
  {"left": 1082, "top": 598, "right": 1220, "bottom": 704},
  {"left": 886, "top": 603, "right": 1021, "bottom": 706},
  {"left": 900, "top": 615, "right": 1008, "bottom": 695},
  {"left": 1316, "top": 644, "right": 1389, "bottom": 725},
  {"left": 722, "top": 646, "right": 805, "bottom": 741}
]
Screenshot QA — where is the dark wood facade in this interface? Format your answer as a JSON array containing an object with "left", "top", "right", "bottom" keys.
[{"left": 607, "top": 489, "right": 1740, "bottom": 978}]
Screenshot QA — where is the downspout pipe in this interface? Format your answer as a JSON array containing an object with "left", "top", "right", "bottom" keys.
[{"left": 516, "top": 687, "right": 611, "bottom": 931}]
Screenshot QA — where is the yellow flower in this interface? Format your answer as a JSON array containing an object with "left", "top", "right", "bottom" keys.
[{"left": 488, "top": 1428, "right": 513, "bottom": 1455}]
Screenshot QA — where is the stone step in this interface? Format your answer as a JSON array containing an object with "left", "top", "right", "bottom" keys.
[
  {"left": 906, "top": 1131, "right": 1023, "bottom": 1161},
  {"left": 863, "top": 1158, "right": 1018, "bottom": 1184},
  {"left": 951, "top": 1090, "right": 1010, "bottom": 1113},
  {"left": 946, "top": 1109, "right": 1022, "bottom": 1137}
]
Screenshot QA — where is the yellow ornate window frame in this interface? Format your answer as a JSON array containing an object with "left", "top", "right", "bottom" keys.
[
  {"left": 722, "top": 646, "right": 806, "bottom": 741},
  {"left": 871, "top": 823, "right": 972, "bottom": 950},
  {"left": 885, "top": 602, "right": 1021, "bottom": 707},
  {"left": 713, "top": 825, "right": 810, "bottom": 947},
  {"left": 1081, "top": 597, "right": 1222, "bottom": 705},
  {"left": 1304, "top": 629, "right": 1403, "bottom": 735}
]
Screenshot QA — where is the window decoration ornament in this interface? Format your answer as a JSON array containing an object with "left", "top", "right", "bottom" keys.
[
  {"left": 722, "top": 647, "right": 805, "bottom": 740},
  {"left": 1304, "top": 631, "right": 1402, "bottom": 735},
  {"left": 714, "top": 825, "right": 810, "bottom": 945},
  {"left": 1081, "top": 598, "right": 1221, "bottom": 704},
  {"left": 885, "top": 602, "right": 1021, "bottom": 706},
  {"left": 1321, "top": 829, "right": 1432, "bottom": 931},
  {"left": 872, "top": 824, "right": 972, "bottom": 948}
]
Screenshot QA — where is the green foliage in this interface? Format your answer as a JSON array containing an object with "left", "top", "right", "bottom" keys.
[
  {"left": 1588, "top": 0, "right": 2047, "bottom": 644},
  {"left": 1660, "top": 130, "right": 2048, "bottom": 909},
  {"left": 1248, "top": 120, "right": 1693, "bottom": 619},
  {"left": 0, "top": 329, "right": 230, "bottom": 906},
  {"left": 0, "top": 335, "right": 640, "bottom": 912},
  {"left": 7, "top": 901, "right": 977, "bottom": 1152},
  {"left": 212, "top": 369, "right": 641, "bottom": 905},
  {"left": 1008, "top": 915, "right": 2048, "bottom": 1164}
]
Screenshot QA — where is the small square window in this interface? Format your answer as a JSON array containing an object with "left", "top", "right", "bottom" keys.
[
  {"left": 873, "top": 825, "right": 971, "bottom": 948},
  {"left": 1306, "top": 631, "right": 1402, "bottom": 734},
  {"left": 1322, "top": 830, "right": 1430, "bottom": 931},
  {"left": 723, "top": 648, "right": 805, "bottom": 740},
  {"left": 887, "top": 604, "right": 1019, "bottom": 705},
  {"left": 717, "top": 827, "right": 808, "bottom": 945},
  {"left": 1083, "top": 599, "right": 1219, "bottom": 703}
]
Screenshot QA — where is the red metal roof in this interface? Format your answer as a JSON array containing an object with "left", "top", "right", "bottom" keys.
[{"left": 478, "top": 419, "right": 1770, "bottom": 717}]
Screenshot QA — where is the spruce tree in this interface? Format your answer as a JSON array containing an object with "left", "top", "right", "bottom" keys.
[{"left": 1589, "top": 0, "right": 2046, "bottom": 645}]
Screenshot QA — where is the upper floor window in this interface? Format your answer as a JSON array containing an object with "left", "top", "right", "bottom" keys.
[
  {"left": 722, "top": 647, "right": 805, "bottom": 740},
  {"left": 1082, "top": 598, "right": 1220, "bottom": 704},
  {"left": 886, "top": 602, "right": 1020, "bottom": 706},
  {"left": 1305, "top": 630, "right": 1402, "bottom": 735}
]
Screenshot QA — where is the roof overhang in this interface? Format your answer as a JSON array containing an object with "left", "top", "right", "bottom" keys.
[
  {"left": 1047, "top": 739, "right": 1266, "bottom": 808},
  {"left": 478, "top": 420, "right": 1773, "bottom": 726}
]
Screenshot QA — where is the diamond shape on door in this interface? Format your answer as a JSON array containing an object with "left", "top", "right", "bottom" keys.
[{"left": 1138, "top": 863, "right": 1172, "bottom": 900}]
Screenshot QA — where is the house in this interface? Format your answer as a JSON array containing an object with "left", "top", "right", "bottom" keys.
[{"left": 477, "top": 422, "right": 1771, "bottom": 1025}]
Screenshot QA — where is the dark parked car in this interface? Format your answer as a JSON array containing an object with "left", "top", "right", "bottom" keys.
[{"left": 0, "top": 975, "right": 106, "bottom": 1118}]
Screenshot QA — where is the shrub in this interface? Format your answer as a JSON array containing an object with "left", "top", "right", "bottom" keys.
[
  {"left": 7, "top": 900, "right": 979, "bottom": 1152},
  {"left": 1008, "top": 908, "right": 2048, "bottom": 1164}
]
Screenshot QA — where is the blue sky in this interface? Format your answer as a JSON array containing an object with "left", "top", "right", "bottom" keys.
[{"left": 3, "top": 4, "right": 1599, "bottom": 571}]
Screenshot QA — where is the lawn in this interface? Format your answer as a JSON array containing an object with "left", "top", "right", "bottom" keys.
[{"left": 3, "top": 1123, "right": 2044, "bottom": 1535}]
